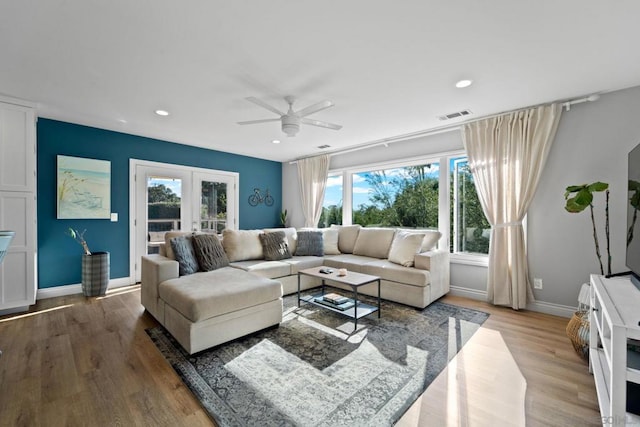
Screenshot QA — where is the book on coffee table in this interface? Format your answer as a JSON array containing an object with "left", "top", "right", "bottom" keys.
[
  {"left": 322, "top": 293, "right": 350, "bottom": 305},
  {"left": 314, "top": 296, "right": 355, "bottom": 311}
]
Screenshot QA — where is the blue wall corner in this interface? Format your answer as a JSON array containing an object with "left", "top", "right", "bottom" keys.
[{"left": 37, "top": 119, "right": 282, "bottom": 288}]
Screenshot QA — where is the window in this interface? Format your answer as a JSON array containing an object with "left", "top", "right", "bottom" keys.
[
  {"left": 351, "top": 163, "right": 439, "bottom": 228},
  {"left": 451, "top": 157, "right": 490, "bottom": 255},
  {"left": 318, "top": 173, "right": 343, "bottom": 227}
]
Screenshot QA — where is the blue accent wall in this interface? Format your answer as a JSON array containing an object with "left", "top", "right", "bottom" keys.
[{"left": 37, "top": 118, "right": 282, "bottom": 288}]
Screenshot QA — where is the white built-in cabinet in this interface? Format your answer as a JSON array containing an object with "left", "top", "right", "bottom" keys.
[
  {"left": 589, "top": 274, "right": 640, "bottom": 426},
  {"left": 0, "top": 98, "right": 36, "bottom": 313}
]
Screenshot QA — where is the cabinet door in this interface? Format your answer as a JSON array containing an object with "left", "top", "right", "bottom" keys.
[
  {"left": 0, "top": 103, "right": 36, "bottom": 192},
  {"left": 0, "top": 192, "right": 36, "bottom": 309}
]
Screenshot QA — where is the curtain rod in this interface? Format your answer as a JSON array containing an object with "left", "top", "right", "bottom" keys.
[{"left": 288, "top": 92, "right": 601, "bottom": 164}]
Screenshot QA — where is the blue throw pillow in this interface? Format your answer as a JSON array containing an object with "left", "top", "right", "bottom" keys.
[
  {"left": 295, "top": 231, "right": 324, "bottom": 256},
  {"left": 170, "top": 236, "right": 199, "bottom": 275}
]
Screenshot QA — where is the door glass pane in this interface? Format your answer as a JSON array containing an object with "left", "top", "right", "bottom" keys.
[
  {"left": 201, "top": 180, "right": 227, "bottom": 234},
  {"left": 147, "top": 177, "right": 182, "bottom": 254}
]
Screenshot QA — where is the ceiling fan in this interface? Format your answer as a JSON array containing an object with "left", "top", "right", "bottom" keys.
[{"left": 238, "top": 96, "right": 342, "bottom": 137}]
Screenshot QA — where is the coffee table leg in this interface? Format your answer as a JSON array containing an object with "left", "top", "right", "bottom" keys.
[
  {"left": 377, "top": 279, "right": 381, "bottom": 318},
  {"left": 354, "top": 286, "right": 358, "bottom": 331},
  {"left": 297, "top": 273, "right": 301, "bottom": 307}
]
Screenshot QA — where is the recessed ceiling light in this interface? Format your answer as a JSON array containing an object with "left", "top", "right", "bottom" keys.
[
  {"left": 455, "top": 79, "right": 473, "bottom": 88},
  {"left": 271, "top": 139, "right": 281, "bottom": 144},
  {"left": 155, "top": 109, "right": 170, "bottom": 116}
]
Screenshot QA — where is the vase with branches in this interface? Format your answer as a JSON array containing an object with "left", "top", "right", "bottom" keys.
[
  {"left": 67, "top": 227, "right": 91, "bottom": 255},
  {"left": 564, "top": 182, "right": 611, "bottom": 276}
]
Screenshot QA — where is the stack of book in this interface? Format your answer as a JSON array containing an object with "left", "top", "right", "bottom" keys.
[{"left": 314, "top": 293, "right": 355, "bottom": 311}]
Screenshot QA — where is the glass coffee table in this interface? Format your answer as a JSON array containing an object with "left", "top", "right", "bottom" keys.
[{"left": 297, "top": 266, "right": 381, "bottom": 330}]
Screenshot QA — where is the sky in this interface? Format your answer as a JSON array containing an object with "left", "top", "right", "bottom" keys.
[{"left": 323, "top": 163, "right": 441, "bottom": 210}]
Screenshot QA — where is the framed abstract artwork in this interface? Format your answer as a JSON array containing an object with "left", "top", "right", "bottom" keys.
[{"left": 57, "top": 155, "right": 111, "bottom": 219}]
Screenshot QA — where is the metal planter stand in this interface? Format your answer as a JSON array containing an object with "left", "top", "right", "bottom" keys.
[{"left": 81, "top": 251, "right": 110, "bottom": 297}]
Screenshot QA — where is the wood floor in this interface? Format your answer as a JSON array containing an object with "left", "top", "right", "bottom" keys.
[{"left": 0, "top": 287, "right": 600, "bottom": 426}]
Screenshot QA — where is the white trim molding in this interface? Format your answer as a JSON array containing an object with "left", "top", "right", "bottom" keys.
[
  {"left": 36, "top": 277, "right": 132, "bottom": 300},
  {"left": 449, "top": 285, "right": 576, "bottom": 318}
]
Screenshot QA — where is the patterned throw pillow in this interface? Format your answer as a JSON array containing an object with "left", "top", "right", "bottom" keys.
[
  {"left": 192, "top": 234, "right": 229, "bottom": 271},
  {"left": 295, "top": 230, "right": 324, "bottom": 256},
  {"left": 170, "top": 236, "right": 200, "bottom": 276},
  {"left": 259, "top": 231, "right": 292, "bottom": 261}
]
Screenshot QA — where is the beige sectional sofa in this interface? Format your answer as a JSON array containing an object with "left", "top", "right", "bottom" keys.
[{"left": 141, "top": 225, "right": 450, "bottom": 354}]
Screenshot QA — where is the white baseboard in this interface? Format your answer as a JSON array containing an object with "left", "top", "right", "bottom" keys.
[
  {"left": 37, "top": 277, "right": 133, "bottom": 300},
  {"left": 449, "top": 285, "right": 576, "bottom": 318}
]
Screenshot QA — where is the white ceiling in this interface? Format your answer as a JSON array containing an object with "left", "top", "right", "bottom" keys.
[{"left": 2, "top": 1, "right": 640, "bottom": 162}]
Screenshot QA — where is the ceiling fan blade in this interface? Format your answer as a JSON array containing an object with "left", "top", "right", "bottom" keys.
[
  {"left": 296, "top": 100, "right": 334, "bottom": 117},
  {"left": 301, "top": 118, "right": 342, "bottom": 130},
  {"left": 245, "top": 97, "right": 285, "bottom": 116},
  {"left": 237, "top": 118, "right": 280, "bottom": 125}
]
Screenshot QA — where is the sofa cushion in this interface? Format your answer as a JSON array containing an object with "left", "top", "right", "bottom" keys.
[
  {"left": 322, "top": 228, "right": 340, "bottom": 255},
  {"left": 164, "top": 231, "right": 195, "bottom": 260},
  {"left": 295, "top": 230, "right": 324, "bottom": 256},
  {"left": 259, "top": 231, "right": 292, "bottom": 261},
  {"left": 169, "top": 235, "right": 200, "bottom": 276},
  {"left": 229, "top": 260, "right": 292, "bottom": 279},
  {"left": 264, "top": 227, "right": 297, "bottom": 254},
  {"left": 322, "top": 254, "right": 377, "bottom": 273},
  {"left": 283, "top": 255, "right": 325, "bottom": 274},
  {"left": 192, "top": 234, "right": 229, "bottom": 271},
  {"left": 352, "top": 228, "right": 396, "bottom": 259},
  {"left": 388, "top": 230, "right": 426, "bottom": 267},
  {"left": 361, "top": 259, "right": 431, "bottom": 287},
  {"left": 331, "top": 224, "right": 361, "bottom": 254},
  {"left": 159, "top": 267, "right": 282, "bottom": 322},
  {"left": 222, "top": 229, "right": 264, "bottom": 262}
]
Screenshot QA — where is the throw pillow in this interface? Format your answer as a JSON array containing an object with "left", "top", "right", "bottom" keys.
[
  {"left": 170, "top": 236, "right": 200, "bottom": 276},
  {"left": 192, "top": 234, "right": 229, "bottom": 271},
  {"left": 259, "top": 231, "right": 292, "bottom": 261},
  {"left": 264, "top": 227, "right": 298, "bottom": 254},
  {"left": 388, "top": 230, "right": 427, "bottom": 267},
  {"left": 420, "top": 230, "right": 442, "bottom": 252},
  {"left": 295, "top": 230, "right": 324, "bottom": 256},
  {"left": 322, "top": 228, "right": 340, "bottom": 255}
]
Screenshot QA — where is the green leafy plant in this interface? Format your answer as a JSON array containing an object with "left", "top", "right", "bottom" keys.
[
  {"left": 280, "top": 209, "right": 288, "bottom": 227},
  {"left": 628, "top": 180, "right": 640, "bottom": 247},
  {"left": 66, "top": 227, "right": 91, "bottom": 255},
  {"left": 564, "top": 182, "right": 610, "bottom": 275}
]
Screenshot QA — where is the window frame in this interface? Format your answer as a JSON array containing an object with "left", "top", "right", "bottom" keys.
[{"left": 323, "top": 150, "right": 495, "bottom": 266}]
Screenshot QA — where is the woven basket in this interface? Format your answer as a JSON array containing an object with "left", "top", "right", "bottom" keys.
[{"left": 566, "top": 310, "right": 590, "bottom": 360}]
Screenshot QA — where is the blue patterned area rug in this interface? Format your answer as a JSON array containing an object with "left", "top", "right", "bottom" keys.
[{"left": 146, "top": 294, "right": 489, "bottom": 427}]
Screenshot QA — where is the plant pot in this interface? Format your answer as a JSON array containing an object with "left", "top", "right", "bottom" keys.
[{"left": 82, "top": 252, "right": 110, "bottom": 297}]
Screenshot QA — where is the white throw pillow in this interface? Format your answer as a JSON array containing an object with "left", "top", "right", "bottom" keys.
[
  {"left": 322, "top": 228, "right": 340, "bottom": 255},
  {"left": 222, "top": 229, "right": 264, "bottom": 262},
  {"left": 388, "top": 230, "right": 427, "bottom": 267},
  {"left": 420, "top": 230, "right": 442, "bottom": 252}
]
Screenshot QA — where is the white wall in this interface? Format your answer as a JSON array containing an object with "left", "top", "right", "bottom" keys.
[{"left": 282, "top": 85, "right": 640, "bottom": 308}]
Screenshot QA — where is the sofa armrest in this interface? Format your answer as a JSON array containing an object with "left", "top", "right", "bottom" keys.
[
  {"left": 141, "top": 254, "right": 179, "bottom": 321},
  {"left": 414, "top": 250, "right": 450, "bottom": 300}
]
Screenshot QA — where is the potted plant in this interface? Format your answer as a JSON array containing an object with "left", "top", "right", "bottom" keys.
[
  {"left": 280, "top": 209, "right": 288, "bottom": 227},
  {"left": 67, "top": 228, "right": 110, "bottom": 296},
  {"left": 564, "top": 182, "right": 611, "bottom": 276}
]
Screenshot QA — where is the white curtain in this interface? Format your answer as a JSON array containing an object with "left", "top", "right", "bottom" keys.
[
  {"left": 297, "top": 154, "right": 330, "bottom": 228},
  {"left": 461, "top": 104, "right": 562, "bottom": 309}
]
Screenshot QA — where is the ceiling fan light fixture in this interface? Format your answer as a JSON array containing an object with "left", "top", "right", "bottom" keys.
[{"left": 282, "top": 115, "right": 300, "bottom": 137}]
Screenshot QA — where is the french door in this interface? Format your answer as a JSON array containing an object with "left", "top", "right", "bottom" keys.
[{"left": 130, "top": 160, "right": 238, "bottom": 282}]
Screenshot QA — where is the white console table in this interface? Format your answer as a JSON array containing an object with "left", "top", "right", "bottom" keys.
[{"left": 589, "top": 274, "right": 640, "bottom": 426}]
